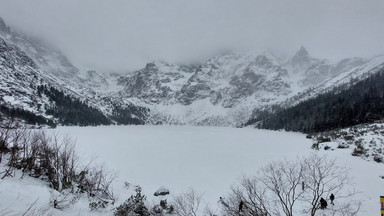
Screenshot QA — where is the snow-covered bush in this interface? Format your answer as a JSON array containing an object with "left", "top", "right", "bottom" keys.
[
  {"left": 337, "top": 142, "right": 349, "bottom": 149},
  {"left": 373, "top": 154, "right": 383, "bottom": 163},
  {"left": 310, "top": 123, "right": 384, "bottom": 162},
  {"left": 0, "top": 123, "right": 116, "bottom": 209},
  {"left": 114, "top": 186, "right": 151, "bottom": 216},
  {"left": 351, "top": 144, "right": 367, "bottom": 157},
  {"left": 311, "top": 142, "right": 319, "bottom": 150},
  {"left": 151, "top": 199, "right": 174, "bottom": 215}
]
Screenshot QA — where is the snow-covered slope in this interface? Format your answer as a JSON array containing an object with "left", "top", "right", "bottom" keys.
[
  {"left": 0, "top": 36, "right": 54, "bottom": 114},
  {"left": 279, "top": 54, "right": 384, "bottom": 110},
  {"left": 310, "top": 122, "right": 384, "bottom": 163}
]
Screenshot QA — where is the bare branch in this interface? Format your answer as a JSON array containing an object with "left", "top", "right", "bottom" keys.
[{"left": 172, "top": 188, "right": 203, "bottom": 216}]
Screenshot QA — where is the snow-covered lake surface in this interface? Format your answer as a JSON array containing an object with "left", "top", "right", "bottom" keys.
[
  {"left": 1, "top": 125, "right": 384, "bottom": 215},
  {"left": 58, "top": 126, "right": 312, "bottom": 204}
]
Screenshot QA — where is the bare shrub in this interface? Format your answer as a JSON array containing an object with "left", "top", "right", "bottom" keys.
[
  {"left": 225, "top": 155, "right": 361, "bottom": 216},
  {"left": 301, "top": 155, "right": 361, "bottom": 216},
  {"left": 172, "top": 188, "right": 202, "bottom": 216},
  {"left": 0, "top": 125, "right": 116, "bottom": 210},
  {"left": 51, "top": 189, "right": 81, "bottom": 210},
  {"left": 225, "top": 177, "right": 272, "bottom": 216},
  {"left": 261, "top": 159, "right": 305, "bottom": 216},
  {"left": 82, "top": 164, "right": 117, "bottom": 207},
  {"left": 0, "top": 119, "right": 28, "bottom": 178},
  {"left": 224, "top": 159, "right": 304, "bottom": 216}
]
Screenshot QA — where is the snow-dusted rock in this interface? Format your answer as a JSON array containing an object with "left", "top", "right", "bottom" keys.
[{"left": 154, "top": 187, "right": 170, "bottom": 196}]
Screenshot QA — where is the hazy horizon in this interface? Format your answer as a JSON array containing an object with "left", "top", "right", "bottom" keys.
[{"left": 0, "top": 0, "right": 384, "bottom": 72}]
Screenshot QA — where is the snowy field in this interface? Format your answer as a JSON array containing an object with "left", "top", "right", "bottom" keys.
[{"left": 1, "top": 125, "right": 384, "bottom": 215}]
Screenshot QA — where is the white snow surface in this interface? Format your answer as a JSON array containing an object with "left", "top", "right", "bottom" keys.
[{"left": 1, "top": 126, "right": 383, "bottom": 215}]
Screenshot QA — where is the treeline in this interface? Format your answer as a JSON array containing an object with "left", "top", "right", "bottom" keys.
[
  {"left": 1, "top": 85, "right": 149, "bottom": 127},
  {"left": 38, "top": 85, "right": 111, "bottom": 126},
  {"left": 0, "top": 104, "right": 55, "bottom": 127},
  {"left": 247, "top": 68, "right": 384, "bottom": 132},
  {"left": 111, "top": 105, "right": 148, "bottom": 125}
]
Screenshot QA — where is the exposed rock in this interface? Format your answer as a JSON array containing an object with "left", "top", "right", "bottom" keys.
[
  {"left": 0, "top": 38, "right": 37, "bottom": 69},
  {"left": 210, "top": 91, "right": 222, "bottom": 105},
  {"left": 154, "top": 187, "right": 170, "bottom": 196},
  {"left": 291, "top": 46, "right": 310, "bottom": 68},
  {"left": 120, "top": 61, "right": 197, "bottom": 104}
]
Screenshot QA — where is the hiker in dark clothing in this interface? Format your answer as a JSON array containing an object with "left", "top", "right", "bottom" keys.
[
  {"left": 319, "top": 197, "right": 327, "bottom": 209},
  {"left": 219, "top": 197, "right": 229, "bottom": 208},
  {"left": 239, "top": 200, "right": 244, "bottom": 212},
  {"left": 330, "top": 193, "right": 335, "bottom": 205}
]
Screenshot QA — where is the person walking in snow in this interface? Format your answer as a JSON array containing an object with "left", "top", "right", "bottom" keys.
[
  {"left": 330, "top": 193, "right": 335, "bottom": 205},
  {"left": 218, "top": 197, "right": 229, "bottom": 208},
  {"left": 239, "top": 200, "right": 244, "bottom": 212},
  {"left": 319, "top": 197, "right": 327, "bottom": 209}
]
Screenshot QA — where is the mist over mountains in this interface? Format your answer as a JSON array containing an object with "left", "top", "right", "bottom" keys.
[{"left": 1, "top": 16, "right": 384, "bottom": 129}]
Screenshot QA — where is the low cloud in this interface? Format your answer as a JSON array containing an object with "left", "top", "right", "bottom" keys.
[{"left": 0, "top": 0, "right": 383, "bottom": 71}]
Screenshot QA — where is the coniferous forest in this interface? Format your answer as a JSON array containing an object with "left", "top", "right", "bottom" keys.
[
  {"left": 38, "top": 85, "right": 112, "bottom": 126},
  {"left": 0, "top": 85, "right": 148, "bottom": 127},
  {"left": 38, "top": 85, "right": 149, "bottom": 126},
  {"left": 246, "top": 68, "right": 384, "bottom": 133},
  {"left": 111, "top": 105, "right": 148, "bottom": 125},
  {"left": 0, "top": 104, "right": 55, "bottom": 127}
]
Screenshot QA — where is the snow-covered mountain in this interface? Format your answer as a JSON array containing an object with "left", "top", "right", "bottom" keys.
[
  {"left": 1, "top": 16, "right": 384, "bottom": 126},
  {"left": 116, "top": 47, "right": 382, "bottom": 126},
  {"left": 0, "top": 17, "right": 148, "bottom": 126}
]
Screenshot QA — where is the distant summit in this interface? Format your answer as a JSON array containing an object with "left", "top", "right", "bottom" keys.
[
  {"left": 291, "top": 46, "right": 310, "bottom": 68},
  {"left": 295, "top": 46, "right": 309, "bottom": 57},
  {"left": 0, "top": 17, "right": 10, "bottom": 33}
]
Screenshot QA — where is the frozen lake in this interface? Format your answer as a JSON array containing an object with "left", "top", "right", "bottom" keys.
[{"left": 53, "top": 125, "right": 384, "bottom": 215}]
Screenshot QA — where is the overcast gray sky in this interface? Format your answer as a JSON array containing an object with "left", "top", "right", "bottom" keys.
[{"left": 0, "top": 0, "right": 383, "bottom": 72}]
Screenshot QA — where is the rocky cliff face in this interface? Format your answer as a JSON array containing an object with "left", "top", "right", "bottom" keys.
[
  {"left": 0, "top": 37, "right": 42, "bottom": 111},
  {"left": 116, "top": 49, "right": 378, "bottom": 125},
  {"left": 114, "top": 53, "right": 297, "bottom": 125},
  {"left": 0, "top": 38, "right": 37, "bottom": 70},
  {"left": 118, "top": 62, "right": 196, "bottom": 104}
]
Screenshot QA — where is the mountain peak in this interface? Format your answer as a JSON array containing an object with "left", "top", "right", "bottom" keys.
[
  {"left": 0, "top": 17, "right": 10, "bottom": 33},
  {"left": 295, "top": 46, "right": 309, "bottom": 57},
  {"left": 145, "top": 62, "right": 157, "bottom": 69},
  {"left": 291, "top": 46, "right": 311, "bottom": 68}
]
